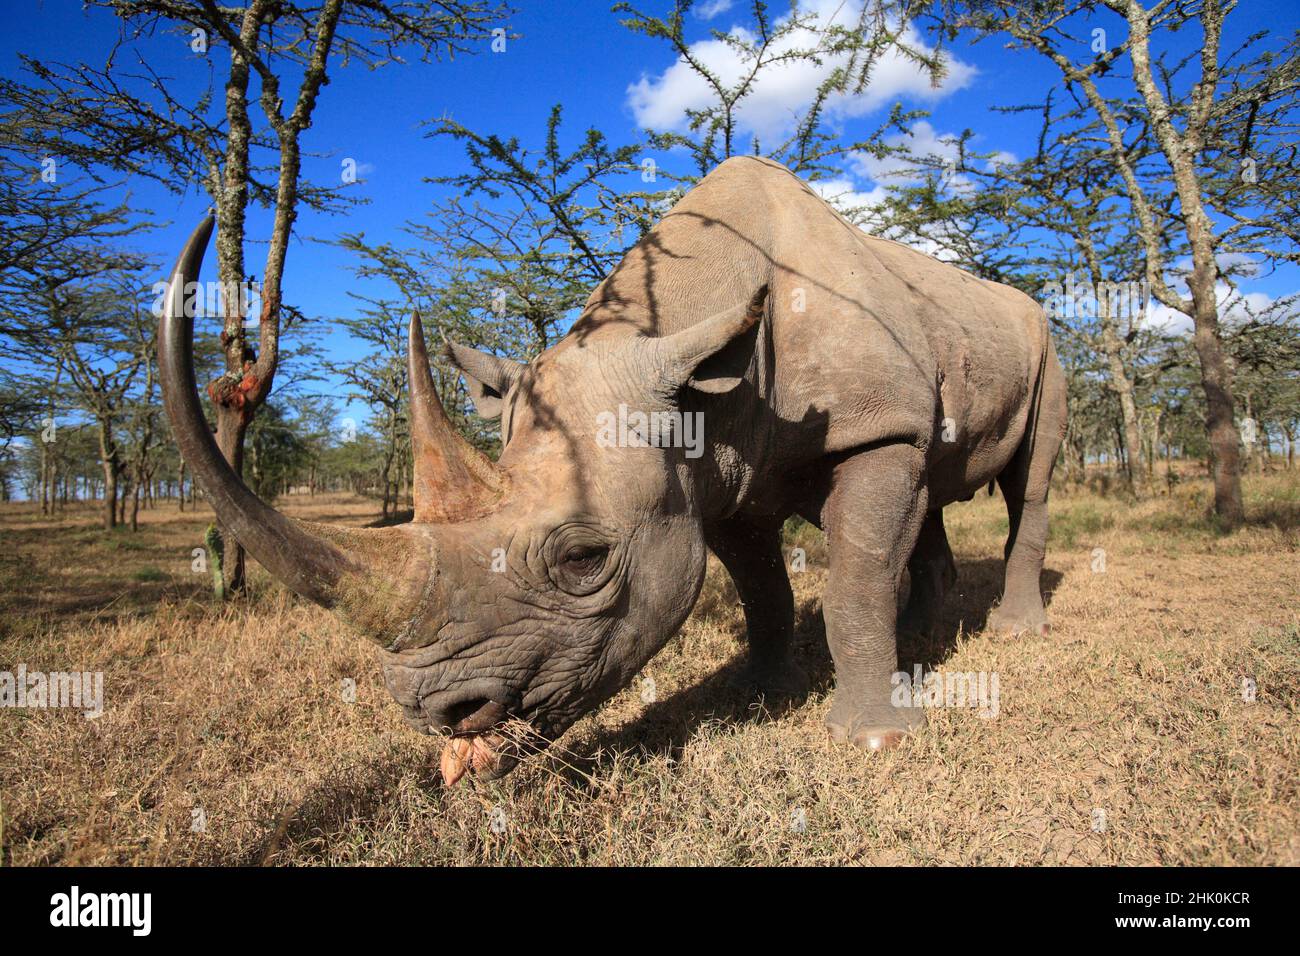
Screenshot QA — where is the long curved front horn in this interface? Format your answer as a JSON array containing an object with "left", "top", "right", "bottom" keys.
[
  {"left": 408, "top": 312, "right": 506, "bottom": 523},
  {"left": 159, "top": 217, "right": 360, "bottom": 606}
]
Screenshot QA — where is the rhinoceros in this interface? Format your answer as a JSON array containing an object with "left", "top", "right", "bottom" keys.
[{"left": 161, "top": 156, "right": 1066, "bottom": 783}]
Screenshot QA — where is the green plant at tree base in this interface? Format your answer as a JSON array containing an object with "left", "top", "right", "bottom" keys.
[{"left": 204, "top": 523, "right": 225, "bottom": 602}]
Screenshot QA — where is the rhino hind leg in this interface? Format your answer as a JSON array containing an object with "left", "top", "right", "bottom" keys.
[
  {"left": 987, "top": 493, "right": 1052, "bottom": 636},
  {"left": 988, "top": 345, "right": 1067, "bottom": 637},
  {"left": 899, "top": 508, "right": 957, "bottom": 637},
  {"left": 704, "top": 515, "right": 809, "bottom": 699},
  {"left": 821, "top": 444, "right": 929, "bottom": 751}
]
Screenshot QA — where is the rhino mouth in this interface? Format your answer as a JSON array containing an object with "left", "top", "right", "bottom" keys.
[
  {"left": 448, "top": 697, "right": 507, "bottom": 735},
  {"left": 438, "top": 697, "right": 543, "bottom": 786}
]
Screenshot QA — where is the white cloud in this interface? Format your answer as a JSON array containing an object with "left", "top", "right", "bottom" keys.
[
  {"left": 847, "top": 120, "right": 1013, "bottom": 196},
  {"left": 984, "top": 149, "right": 1018, "bottom": 172},
  {"left": 1144, "top": 282, "right": 1283, "bottom": 336},
  {"left": 695, "top": 0, "right": 735, "bottom": 19},
  {"left": 810, "top": 177, "right": 889, "bottom": 214},
  {"left": 626, "top": 0, "right": 976, "bottom": 142},
  {"left": 1167, "top": 252, "right": 1262, "bottom": 281}
]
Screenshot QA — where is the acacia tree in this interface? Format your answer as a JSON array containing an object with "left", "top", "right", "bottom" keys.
[
  {"left": 336, "top": 228, "right": 501, "bottom": 451},
  {"left": 121, "top": 323, "right": 173, "bottom": 529},
  {"left": 0, "top": 157, "right": 158, "bottom": 527},
  {"left": 284, "top": 394, "right": 341, "bottom": 497},
  {"left": 949, "top": 0, "right": 1300, "bottom": 524},
  {"left": 1225, "top": 310, "right": 1300, "bottom": 471},
  {"left": 3, "top": 0, "right": 505, "bottom": 586},
  {"left": 424, "top": 105, "right": 655, "bottom": 348},
  {"left": 0, "top": 152, "right": 143, "bottom": 302},
  {"left": 0, "top": 115, "right": 153, "bottom": 512},
  {"left": 33, "top": 265, "right": 157, "bottom": 529},
  {"left": 244, "top": 402, "right": 311, "bottom": 500}
]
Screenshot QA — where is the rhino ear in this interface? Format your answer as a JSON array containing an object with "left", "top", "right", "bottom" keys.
[
  {"left": 653, "top": 285, "right": 768, "bottom": 396},
  {"left": 441, "top": 341, "right": 525, "bottom": 419}
]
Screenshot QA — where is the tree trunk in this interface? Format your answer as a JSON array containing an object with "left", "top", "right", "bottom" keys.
[
  {"left": 1122, "top": 0, "right": 1243, "bottom": 525},
  {"left": 97, "top": 417, "right": 119, "bottom": 529},
  {"left": 1190, "top": 295, "right": 1244, "bottom": 524},
  {"left": 39, "top": 444, "right": 50, "bottom": 516},
  {"left": 131, "top": 481, "right": 142, "bottom": 532},
  {"left": 1147, "top": 411, "right": 1160, "bottom": 482},
  {"left": 214, "top": 409, "right": 249, "bottom": 592},
  {"left": 101, "top": 461, "right": 117, "bottom": 529}
]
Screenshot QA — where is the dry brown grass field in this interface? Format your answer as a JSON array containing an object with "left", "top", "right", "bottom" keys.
[{"left": 1, "top": 472, "right": 1297, "bottom": 866}]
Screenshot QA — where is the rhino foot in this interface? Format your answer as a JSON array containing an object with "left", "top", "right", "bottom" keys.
[
  {"left": 987, "top": 602, "right": 1050, "bottom": 636},
  {"left": 825, "top": 692, "right": 927, "bottom": 752}
]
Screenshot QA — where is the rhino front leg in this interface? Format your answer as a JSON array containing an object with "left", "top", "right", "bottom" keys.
[
  {"left": 705, "top": 516, "right": 809, "bottom": 698},
  {"left": 899, "top": 508, "right": 957, "bottom": 637},
  {"left": 822, "top": 444, "right": 929, "bottom": 750}
]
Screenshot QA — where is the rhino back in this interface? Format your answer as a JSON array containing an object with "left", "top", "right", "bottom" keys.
[{"left": 577, "top": 156, "right": 1046, "bottom": 482}]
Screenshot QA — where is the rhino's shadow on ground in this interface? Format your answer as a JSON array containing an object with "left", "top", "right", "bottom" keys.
[{"left": 571, "top": 559, "right": 1064, "bottom": 774}]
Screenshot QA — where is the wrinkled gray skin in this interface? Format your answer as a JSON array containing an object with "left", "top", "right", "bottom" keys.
[
  {"left": 387, "top": 156, "right": 1067, "bottom": 761},
  {"left": 164, "top": 156, "right": 1067, "bottom": 777}
]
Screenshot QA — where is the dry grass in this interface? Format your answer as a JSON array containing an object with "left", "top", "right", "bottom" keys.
[{"left": 1, "top": 473, "right": 1297, "bottom": 866}]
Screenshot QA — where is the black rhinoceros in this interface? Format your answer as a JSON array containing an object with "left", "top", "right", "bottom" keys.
[{"left": 161, "top": 156, "right": 1066, "bottom": 783}]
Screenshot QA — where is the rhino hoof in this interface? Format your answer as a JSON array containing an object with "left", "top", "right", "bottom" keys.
[
  {"left": 826, "top": 722, "right": 916, "bottom": 752},
  {"left": 854, "top": 727, "right": 909, "bottom": 751},
  {"left": 987, "top": 604, "right": 1051, "bottom": 636},
  {"left": 826, "top": 696, "right": 925, "bottom": 752}
]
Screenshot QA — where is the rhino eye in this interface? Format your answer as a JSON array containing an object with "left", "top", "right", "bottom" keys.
[
  {"left": 561, "top": 545, "right": 607, "bottom": 573},
  {"left": 546, "top": 524, "right": 618, "bottom": 596}
]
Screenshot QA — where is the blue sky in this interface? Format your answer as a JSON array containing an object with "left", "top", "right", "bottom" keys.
[{"left": 4, "top": 0, "right": 1298, "bottom": 425}]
